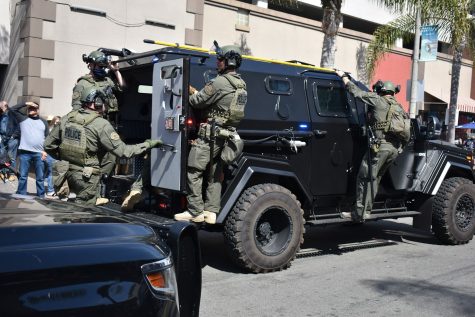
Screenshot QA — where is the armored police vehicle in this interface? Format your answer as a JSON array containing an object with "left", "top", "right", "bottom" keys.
[{"left": 108, "top": 41, "right": 475, "bottom": 273}]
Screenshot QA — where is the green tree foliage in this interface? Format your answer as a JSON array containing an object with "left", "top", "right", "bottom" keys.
[{"left": 366, "top": 0, "right": 475, "bottom": 143}]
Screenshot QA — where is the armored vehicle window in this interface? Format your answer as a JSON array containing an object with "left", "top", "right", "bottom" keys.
[
  {"left": 312, "top": 82, "right": 349, "bottom": 117},
  {"left": 265, "top": 76, "right": 293, "bottom": 95}
]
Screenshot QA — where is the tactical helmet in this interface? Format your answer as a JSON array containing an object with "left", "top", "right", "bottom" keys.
[
  {"left": 372, "top": 80, "right": 401, "bottom": 95},
  {"left": 216, "top": 44, "right": 242, "bottom": 69},
  {"left": 381, "top": 81, "right": 396, "bottom": 93},
  {"left": 80, "top": 86, "right": 105, "bottom": 110},
  {"left": 82, "top": 50, "right": 108, "bottom": 67}
]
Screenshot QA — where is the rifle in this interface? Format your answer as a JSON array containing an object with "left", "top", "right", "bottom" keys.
[
  {"left": 208, "top": 120, "right": 216, "bottom": 183},
  {"left": 365, "top": 105, "right": 376, "bottom": 219},
  {"left": 100, "top": 174, "right": 109, "bottom": 198},
  {"left": 98, "top": 47, "right": 136, "bottom": 66}
]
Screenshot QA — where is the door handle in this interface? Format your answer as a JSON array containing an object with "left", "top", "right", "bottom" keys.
[{"left": 313, "top": 129, "right": 327, "bottom": 136}]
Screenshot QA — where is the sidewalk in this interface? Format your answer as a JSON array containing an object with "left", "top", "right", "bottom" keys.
[{"left": 0, "top": 175, "right": 48, "bottom": 198}]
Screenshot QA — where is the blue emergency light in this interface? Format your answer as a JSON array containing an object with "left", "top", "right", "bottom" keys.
[{"left": 298, "top": 123, "right": 309, "bottom": 130}]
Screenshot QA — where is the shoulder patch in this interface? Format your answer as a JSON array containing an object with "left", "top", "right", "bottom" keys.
[
  {"left": 204, "top": 83, "right": 215, "bottom": 95},
  {"left": 72, "top": 91, "right": 81, "bottom": 100},
  {"left": 110, "top": 132, "right": 120, "bottom": 140}
]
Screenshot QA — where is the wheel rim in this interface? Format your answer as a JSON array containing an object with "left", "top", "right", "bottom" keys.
[
  {"left": 455, "top": 193, "right": 475, "bottom": 232},
  {"left": 254, "top": 206, "right": 293, "bottom": 256}
]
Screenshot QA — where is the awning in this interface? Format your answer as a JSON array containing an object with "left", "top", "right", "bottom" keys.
[
  {"left": 424, "top": 91, "right": 475, "bottom": 113},
  {"left": 456, "top": 97, "right": 475, "bottom": 113}
]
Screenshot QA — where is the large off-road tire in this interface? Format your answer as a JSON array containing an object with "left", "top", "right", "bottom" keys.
[
  {"left": 224, "top": 183, "right": 305, "bottom": 273},
  {"left": 432, "top": 177, "right": 475, "bottom": 245}
]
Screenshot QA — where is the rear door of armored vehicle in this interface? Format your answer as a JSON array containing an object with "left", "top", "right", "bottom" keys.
[
  {"left": 305, "top": 74, "right": 366, "bottom": 211},
  {"left": 150, "top": 58, "right": 190, "bottom": 192}
]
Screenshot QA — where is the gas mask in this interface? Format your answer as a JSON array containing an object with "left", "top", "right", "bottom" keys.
[{"left": 93, "top": 67, "right": 108, "bottom": 79}]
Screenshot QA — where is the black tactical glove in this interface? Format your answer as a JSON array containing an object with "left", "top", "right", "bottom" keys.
[{"left": 145, "top": 139, "right": 163, "bottom": 149}]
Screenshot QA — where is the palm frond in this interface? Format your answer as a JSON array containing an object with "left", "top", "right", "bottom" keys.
[
  {"left": 366, "top": 14, "right": 416, "bottom": 79},
  {"left": 321, "top": 0, "right": 343, "bottom": 10}
]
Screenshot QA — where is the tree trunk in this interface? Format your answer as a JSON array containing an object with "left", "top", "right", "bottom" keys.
[
  {"left": 320, "top": 7, "right": 343, "bottom": 68},
  {"left": 446, "top": 44, "right": 464, "bottom": 144}
]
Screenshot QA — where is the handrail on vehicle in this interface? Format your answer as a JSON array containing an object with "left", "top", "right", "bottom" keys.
[{"left": 142, "top": 39, "right": 336, "bottom": 74}]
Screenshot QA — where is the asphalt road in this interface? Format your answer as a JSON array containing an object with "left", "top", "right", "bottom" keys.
[
  {"left": 3, "top": 180, "right": 473, "bottom": 316},
  {"left": 198, "top": 218, "right": 475, "bottom": 317}
]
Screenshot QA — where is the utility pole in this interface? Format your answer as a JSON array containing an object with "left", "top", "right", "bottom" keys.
[{"left": 409, "top": 2, "right": 421, "bottom": 119}]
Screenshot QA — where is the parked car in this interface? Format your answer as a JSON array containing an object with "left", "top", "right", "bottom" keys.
[{"left": 0, "top": 194, "right": 201, "bottom": 316}]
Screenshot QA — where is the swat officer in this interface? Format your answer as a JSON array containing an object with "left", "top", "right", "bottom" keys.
[
  {"left": 71, "top": 50, "right": 124, "bottom": 113},
  {"left": 174, "top": 43, "right": 247, "bottom": 224},
  {"left": 335, "top": 70, "right": 407, "bottom": 222},
  {"left": 44, "top": 87, "right": 163, "bottom": 206},
  {"left": 71, "top": 50, "right": 125, "bottom": 193}
]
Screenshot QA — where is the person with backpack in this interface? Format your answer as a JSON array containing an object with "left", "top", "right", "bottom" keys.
[
  {"left": 335, "top": 70, "right": 410, "bottom": 222},
  {"left": 174, "top": 43, "right": 247, "bottom": 224},
  {"left": 44, "top": 87, "right": 163, "bottom": 206}
]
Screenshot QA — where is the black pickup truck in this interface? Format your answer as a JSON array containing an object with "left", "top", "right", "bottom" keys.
[{"left": 0, "top": 194, "right": 201, "bottom": 317}]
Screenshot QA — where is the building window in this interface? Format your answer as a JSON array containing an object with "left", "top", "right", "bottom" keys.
[
  {"left": 236, "top": 9, "right": 250, "bottom": 32},
  {"left": 237, "top": 9, "right": 249, "bottom": 26}
]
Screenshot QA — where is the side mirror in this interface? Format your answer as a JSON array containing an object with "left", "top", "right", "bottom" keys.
[{"left": 426, "top": 116, "right": 441, "bottom": 139}]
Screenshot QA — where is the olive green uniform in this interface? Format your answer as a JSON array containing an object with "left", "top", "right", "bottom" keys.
[
  {"left": 346, "top": 81, "right": 401, "bottom": 220},
  {"left": 72, "top": 74, "right": 122, "bottom": 177},
  {"left": 187, "top": 72, "right": 247, "bottom": 215},
  {"left": 71, "top": 74, "right": 120, "bottom": 113},
  {"left": 44, "top": 108, "right": 150, "bottom": 205}
]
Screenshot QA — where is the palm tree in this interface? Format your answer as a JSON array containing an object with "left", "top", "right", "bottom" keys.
[
  {"left": 366, "top": 0, "right": 475, "bottom": 143},
  {"left": 269, "top": 0, "right": 343, "bottom": 68},
  {"left": 319, "top": 0, "right": 343, "bottom": 68}
]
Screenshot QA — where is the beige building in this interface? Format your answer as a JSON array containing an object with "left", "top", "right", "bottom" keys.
[
  {"left": 0, "top": 0, "right": 204, "bottom": 116},
  {"left": 1, "top": 0, "right": 474, "bottom": 122}
]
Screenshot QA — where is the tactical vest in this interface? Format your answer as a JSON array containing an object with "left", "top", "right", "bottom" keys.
[
  {"left": 373, "top": 97, "right": 411, "bottom": 143},
  {"left": 207, "top": 74, "right": 247, "bottom": 127},
  {"left": 76, "top": 75, "right": 119, "bottom": 113},
  {"left": 59, "top": 110, "right": 100, "bottom": 167},
  {"left": 224, "top": 74, "right": 247, "bottom": 126}
]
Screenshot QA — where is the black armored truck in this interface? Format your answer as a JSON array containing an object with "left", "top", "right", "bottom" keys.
[{"left": 107, "top": 42, "right": 475, "bottom": 273}]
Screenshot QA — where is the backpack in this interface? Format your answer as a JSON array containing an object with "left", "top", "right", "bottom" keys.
[
  {"left": 222, "top": 74, "right": 247, "bottom": 127},
  {"left": 384, "top": 98, "right": 411, "bottom": 143}
]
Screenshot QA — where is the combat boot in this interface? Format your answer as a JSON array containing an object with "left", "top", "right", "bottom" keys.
[
  {"left": 340, "top": 211, "right": 363, "bottom": 223},
  {"left": 121, "top": 190, "right": 142, "bottom": 212},
  {"left": 95, "top": 197, "right": 109, "bottom": 206},
  {"left": 174, "top": 211, "right": 205, "bottom": 223},
  {"left": 203, "top": 211, "right": 217, "bottom": 224},
  {"left": 340, "top": 212, "right": 352, "bottom": 220}
]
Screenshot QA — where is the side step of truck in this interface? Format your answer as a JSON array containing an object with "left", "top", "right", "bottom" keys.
[{"left": 307, "top": 210, "right": 421, "bottom": 226}]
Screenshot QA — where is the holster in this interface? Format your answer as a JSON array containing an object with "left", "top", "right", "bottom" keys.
[
  {"left": 198, "top": 123, "right": 212, "bottom": 140},
  {"left": 221, "top": 133, "right": 243, "bottom": 165}
]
